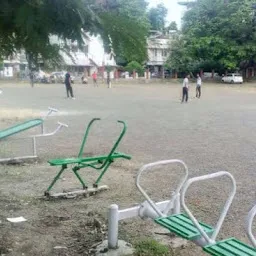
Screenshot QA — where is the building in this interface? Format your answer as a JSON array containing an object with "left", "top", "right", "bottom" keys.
[
  {"left": 1, "top": 34, "right": 116, "bottom": 79},
  {"left": 146, "top": 30, "right": 175, "bottom": 78}
]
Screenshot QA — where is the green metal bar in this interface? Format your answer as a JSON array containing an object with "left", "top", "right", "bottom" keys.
[
  {"left": 94, "top": 160, "right": 112, "bottom": 186},
  {"left": 93, "top": 120, "right": 128, "bottom": 170},
  {"left": 78, "top": 153, "right": 131, "bottom": 166},
  {"left": 78, "top": 118, "right": 101, "bottom": 158},
  {"left": 0, "top": 118, "right": 43, "bottom": 140},
  {"left": 45, "top": 165, "right": 67, "bottom": 193},
  {"left": 72, "top": 167, "right": 88, "bottom": 189},
  {"left": 48, "top": 153, "right": 131, "bottom": 167}
]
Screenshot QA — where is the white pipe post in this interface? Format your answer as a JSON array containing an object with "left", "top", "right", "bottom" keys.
[{"left": 108, "top": 204, "right": 119, "bottom": 249}]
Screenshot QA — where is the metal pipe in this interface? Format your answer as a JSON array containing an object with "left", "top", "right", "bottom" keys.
[
  {"left": 246, "top": 204, "right": 256, "bottom": 247},
  {"left": 108, "top": 204, "right": 119, "bottom": 249},
  {"left": 181, "top": 171, "right": 236, "bottom": 245},
  {"left": 135, "top": 159, "right": 189, "bottom": 218}
]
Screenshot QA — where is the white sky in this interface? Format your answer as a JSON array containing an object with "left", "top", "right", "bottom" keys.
[{"left": 147, "top": 0, "right": 184, "bottom": 28}]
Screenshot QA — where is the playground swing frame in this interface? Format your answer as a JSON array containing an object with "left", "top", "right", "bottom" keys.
[{"left": 45, "top": 118, "right": 131, "bottom": 198}]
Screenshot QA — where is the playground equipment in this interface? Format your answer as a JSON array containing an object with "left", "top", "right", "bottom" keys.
[
  {"left": 108, "top": 160, "right": 256, "bottom": 255},
  {"left": 246, "top": 204, "right": 256, "bottom": 247},
  {"left": 108, "top": 159, "right": 188, "bottom": 248},
  {"left": 0, "top": 107, "right": 68, "bottom": 163},
  {"left": 45, "top": 118, "right": 131, "bottom": 198}
]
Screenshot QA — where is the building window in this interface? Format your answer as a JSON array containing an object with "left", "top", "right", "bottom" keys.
[
  {"left": 162, "top": 49, "right": 168, "bottom": 57},
  {"left": 153, "top": 49, "right": 157, "bottom": 57}
]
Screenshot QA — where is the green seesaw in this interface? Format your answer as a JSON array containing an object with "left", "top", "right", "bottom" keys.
[{"left": 45, "top": 118, "right": 131, "bottom": 198}]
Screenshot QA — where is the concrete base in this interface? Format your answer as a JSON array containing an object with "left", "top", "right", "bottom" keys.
[{"left": 94, "top": 240, "right": 134, "bottom": 256}]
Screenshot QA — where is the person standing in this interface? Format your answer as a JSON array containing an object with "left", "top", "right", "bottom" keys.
[
  {"left": 107, "top": 72, "right": 111, "bottom": 88},
  {"left": 196, "top": 74, "right": 202, "bottom": 98},
  {"left": 65, "top": 72, "right": 75, "bottom": 99},
  {"left": 92, "top": 71, "right": 98, "bottom": 87},
  {"left": 181, "top": 74, "right": 190, "bottom": 103}
]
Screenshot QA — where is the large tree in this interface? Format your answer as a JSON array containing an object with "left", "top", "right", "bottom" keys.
[
  {"left": 148, "top": 3, "right": 168, "bottom": 31},
  {"left": 168, "top": 0, "right": 256, "bottom": 73},
  {"left": 0, "top": 0, "right": 149, "bottom": 71}
]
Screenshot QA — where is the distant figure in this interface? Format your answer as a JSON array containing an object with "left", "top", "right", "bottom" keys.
[
  {"left": 65, "top": 72, "right": 75, "bottom": 99},
  {"left": 196, "top": 74, "right": 202, "bottom": 98},
  {"left": 81, "top": 75, "right": 88, "bottom": 84},
  {"left": 29, "top": 71, "right": 34, "bottom": 88},
  {"left": 181, "top": 74, "right": 190, "bottom": 103},
  {"left": 107, "top": 72, "right": 111, "bottom": 88},
  {"left": 92, "top": 71, "right": 98, "bottom": 87}
]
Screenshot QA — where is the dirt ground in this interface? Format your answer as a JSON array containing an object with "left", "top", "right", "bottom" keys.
[{"left": 0, "top": 81, "right": 255, "bottom": 256}]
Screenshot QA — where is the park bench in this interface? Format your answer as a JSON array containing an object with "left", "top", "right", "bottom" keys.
[
  {"left": 45, "top": 118, "right": 131, "bottom": 198},
  {"left": 0, "top": 107, "right": 68, "bottom": 163}
]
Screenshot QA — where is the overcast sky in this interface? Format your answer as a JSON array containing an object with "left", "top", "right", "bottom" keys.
[{"left": 147, "top": 0, "right": 184, "bottom": 28}]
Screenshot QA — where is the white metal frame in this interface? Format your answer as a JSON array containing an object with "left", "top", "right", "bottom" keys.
[
  {"left": 136, "top": 159, "right": 189, "bottom": 218},
  {"left": 0, "top": 107, "right": 68, "bottom": 163},
  {"left": 108, "top": 159, "right": 189, "bottom": 249},
  {"left": 246, "top": 204, "right": 256, "bottom": 247},
  {"left": 180, "top": 171, "right": 236, "bottom": 246}
]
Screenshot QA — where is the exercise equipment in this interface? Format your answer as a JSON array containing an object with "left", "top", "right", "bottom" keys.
[
  {"left": 0, "top": 107, "right": 68, "bottom": 163},
  {"left": 246, "top": 204, "right": 256, "bottom": 247},
  {"left": 108, "top": 159, "right": 188, "bottom": 249},
  {"left": 108, "top": 160, "right": 256, "bottom": 255},
  {"left": 45, "top": 118, "right": 131, "bottom": 198}
]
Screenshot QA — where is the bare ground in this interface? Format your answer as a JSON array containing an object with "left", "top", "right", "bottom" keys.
[{"left": 0, "top": 81, "right": 255, "bottom": 255}]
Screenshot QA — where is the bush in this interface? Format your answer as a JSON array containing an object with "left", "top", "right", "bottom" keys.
[{"left": 125, "top": 61, "right": 144, "bottom": 76}]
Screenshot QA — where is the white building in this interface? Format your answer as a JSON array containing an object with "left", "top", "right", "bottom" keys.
[
  {"left": 147, "top": 31, "right": 174, "bottom": 77},
  {"left": 2, "top": 34, "right": 116, "bottom": 78}
]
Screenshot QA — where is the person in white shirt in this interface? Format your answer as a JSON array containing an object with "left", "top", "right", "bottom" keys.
[
  {"left": 196, "top": 74, "right": 202, "bottom": 98},
  {"left": 181, "top": 74, "right": 190, "bottom": 103}
]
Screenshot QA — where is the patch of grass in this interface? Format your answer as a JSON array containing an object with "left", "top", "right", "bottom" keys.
[{"left": 134, "top": 239, "right": 173, "bottom": 256}]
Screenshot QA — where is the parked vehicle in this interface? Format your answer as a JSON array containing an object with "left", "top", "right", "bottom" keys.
[
  {"left": 221, "top": 73, "right": 243, "bottom": 84},
  {"left": 50, "top": 71, "right": 74, "bottom": 84},
  {"left": 34, "top": 70, "right": 50, "bottom": 83}
]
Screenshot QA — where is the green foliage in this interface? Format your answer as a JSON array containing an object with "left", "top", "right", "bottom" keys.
[
  {"left": 125, "top": 61, "right": 144, "bottom": 75},
  {"left": 168, "top": 0, "right": 256, "bottom": 73},
  {"left": 0, "top": 0, "right": 149, "bottom": 68},
  {"left": 148, "top": 4, "right": 168, "bottom": 31},
  {"left": 134, "top": 239, "right": 172, "bottom": 256},
  {"left": 167, "top": 21, "right": 178, "bottom": 31}
]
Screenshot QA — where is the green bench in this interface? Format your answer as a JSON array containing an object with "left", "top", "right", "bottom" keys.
[
  {"left": 154, "top": 171, "right": 256, "bottom": 256},
  {"left": 45, "top": 118, "right": 131, "bottom": 197}
]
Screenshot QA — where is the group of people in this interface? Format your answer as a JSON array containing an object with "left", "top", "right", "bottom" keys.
[
  {"left": 64, "top": 71, "right": 99, "bottom": 99},
  {"left": 181, "top": 73, "right": 202, "bottom": 103}
]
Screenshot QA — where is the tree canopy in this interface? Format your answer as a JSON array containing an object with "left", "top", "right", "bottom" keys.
[
  {"left": 0, "top": 0, "right": 149, "bottom": 69},
  {"left": 148, "top": 3, "right": 168, "bottom": 31},
  {"left": 167, "top": 0, "right": 256, "bottom": 73}
]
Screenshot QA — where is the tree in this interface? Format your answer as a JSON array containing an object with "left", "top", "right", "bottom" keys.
[
  {"left": 148, "top": 3, "right": 168, "bottom": 31},
  {"left": 0, "top": 0, "right": 149, "bottom": 82},
  {"left": 167, "top": 21, "right": 178, "bottom": 31},
  {"left": 168, "top": 0, "right": 256, "bottom": 74},
  {"left": 182, "top": 0, "right": 256, "bottom": 71},
  {"left": 125, "top": 61, "right": 144, "bottom": 76}
]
